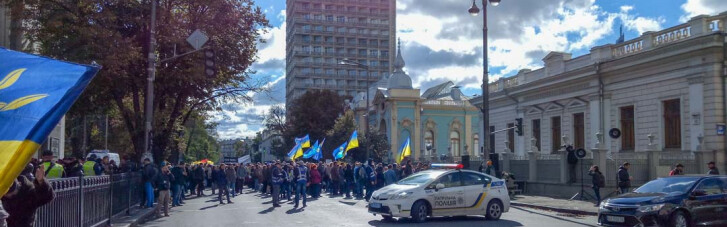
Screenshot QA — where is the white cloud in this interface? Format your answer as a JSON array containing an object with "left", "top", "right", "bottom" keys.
[
  {"left": 256, "top": 11, "right": 286, "bottom": 67},
  {"left": 681, "top": 0, "right": 727, "bottom": 22},
  {"left": 618, "top": 5, "right": 664, "bottom": 35}
]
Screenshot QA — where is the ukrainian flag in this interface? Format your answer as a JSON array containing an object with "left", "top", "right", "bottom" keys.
[
  {"left": 302, "top": 140, "right": 319, "bottom": 159},
  {"left": 298, "top": 134, "right": 311, "bottom": 149},
  {"left": 287, "top": 143, "right": 302, "bottom": 161},
  {"left": 0, "top": 48, "right": 100, "bottom": 196},
  {"left": 397, "top": 137, "right": 411, "bottom": 165},
  {"left": 344, "top": 130, "right": 359, "bottom": 156}
]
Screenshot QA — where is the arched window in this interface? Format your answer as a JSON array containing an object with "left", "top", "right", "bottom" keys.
[
  {"left": 473, "top": 134, "right": 480, "bottom": 156},
  {"left": 424, "top": 130, "right": 434, "bottom": 156},
  {"left": 379, "top": 119, "right": 386, "bottom": 133},
  {"left": 450, "top": 131, "right": 460, "bottom": 156}
]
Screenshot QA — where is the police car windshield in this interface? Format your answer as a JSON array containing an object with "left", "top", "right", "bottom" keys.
[{"left": 397, "top": 172, "right": 438, "bottom": 186}]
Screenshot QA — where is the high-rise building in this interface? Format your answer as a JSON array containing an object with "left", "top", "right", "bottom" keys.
[{"left": 285, "top": 0, "right": 396, "bottom": 108}]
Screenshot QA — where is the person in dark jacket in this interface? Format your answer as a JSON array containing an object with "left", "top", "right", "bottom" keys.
[
  {"left": 141, "top": 158, "right": 157, "bottom": 208},
  {"left": 156, "top": 165, "right": 174, "bottom": 217},
  {"left": 617, "top": 162, "right": 632, "bottom": 194},
  {"left": 261, "top": 165, "right": 271, "bottom": 195},
  {"left": 270, "top": 162, "right": 283, "bottom": 207},
  {"left": 343, "top": 164, "right": 354, "bottom": 199},
  {"left": 171, "top": 162, "right": 186, "bottom": 206},
  {"left": 588, "top": 165, "right": 605, "bottom": 206},
  {"left": 63, "top": 157, "right": 84, "bottom": 177},
  {"left": 375, "top": 165, "right": 385, "bottom": 190},
  {"left": 293, "top": 161, "right": 309, "bottom": 208},
  {"left": 1, "top": 165, "right": 54, "bottom": 227},
  {"left": 669, "top": 163, "right": 684, "bottom": 176},
  {"left": 215, "top": 165, "right": 232, "bottom": 204},
  {"left": 0, "top": 202, "right": 7, "bottom": 227},
  {"left": 193, "top": 165, "right": 205, "bottom": 196},
  {"left": 364, "top": 160, "right": 375, "bottom": 202},
  {"left": 707, "top": 161, "right": 720, "bottom": 175}
]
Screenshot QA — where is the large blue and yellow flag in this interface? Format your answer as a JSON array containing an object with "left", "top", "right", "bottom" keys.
[
  {"left": 314, "top": 139, "right": 325, "bottom": 161},
  {"left": 397, "top": 137, "right": 411, "bottom": 165},
  {"left": 344, "top": 130, "right": 359, "bottom": 156},
  {"left": 332, "top": 141, "right": 347, "bottom": 160},
  {"left": 296, "top": 134, "right": 311, "bottom": 149},
  {"left": 0, "top": 48, "right": 100, "bottom": 195}
]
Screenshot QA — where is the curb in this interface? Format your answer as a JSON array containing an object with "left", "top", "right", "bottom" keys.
[
  {"left": 511, "top": 202, "right": 598, "bottom": 216},
  {"left": 129, "top": 208, "right": 156, "bottom": 227},
  {"left": 112, "top": 207, "right": 157, "bottom": 227}
]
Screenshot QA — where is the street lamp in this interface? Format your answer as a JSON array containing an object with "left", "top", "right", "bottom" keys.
[
  {"left": 339, "top": 58, "right": 371, "bottom": 159},
  {"left": 467, "top": 0, "right": 502, "bottom": 166}
]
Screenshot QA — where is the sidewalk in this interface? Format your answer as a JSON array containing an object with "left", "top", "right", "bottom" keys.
[
  {"left": 111, "top": 206, "right": 156, "bottom": 227},
  {"left": 510, "top": 195, "right": 599, "bottom": 216}
]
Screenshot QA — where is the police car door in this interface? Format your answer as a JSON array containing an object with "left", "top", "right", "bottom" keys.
[
  {"left": 427, "top": 172, "right": 465, "bottom": 216},
  {"left": 461, "top": 172, "right": 491, "bottom": 215}
]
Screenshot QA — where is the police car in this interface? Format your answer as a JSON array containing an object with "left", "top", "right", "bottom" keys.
[{"left": 368, "top": 164, "right": 510, "bottom": 223}]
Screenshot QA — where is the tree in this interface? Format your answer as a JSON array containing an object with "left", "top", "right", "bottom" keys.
[
  {"left": 181, "top": 117, "right": 219, "bottom": 163},
  {"left": 19, "top": 0, "right": 270, "bottom": 162},
  {"left": 325, "top": 110, "right": 356, "bottom": 160},
  {"left": 264, "top": 105, "right": 287, "bottom": 134},
  {"left": 357, "top": 126, "right": 390, "bottom": 163},
  {"left": 285, "top": 90, "right": 347, "bottom": 153}
]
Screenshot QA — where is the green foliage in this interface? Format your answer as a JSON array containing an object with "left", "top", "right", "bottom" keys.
[
  {"left": 182, "top": 118, "right": 219, "bottom": 162},
  {"left": 285, "top": 90, "right": 347, "bottom": 153},
  {"left": 20, "top": 0, "right": 270, "bottom": 162},
  {"left": 357, "top": 126, "right": 390, "bottom": 163},
  {"left": 324, "top": 110, "right": 356, "bottom": 160}
]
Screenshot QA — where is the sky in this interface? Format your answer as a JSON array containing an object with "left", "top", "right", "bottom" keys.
[{"left": 212, "top": 0, "right": 727, "bottom": 139}]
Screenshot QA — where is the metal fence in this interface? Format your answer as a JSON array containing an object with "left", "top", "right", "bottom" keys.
[{"left": 34, "top": 172, "right": 143, "bottom": 227}]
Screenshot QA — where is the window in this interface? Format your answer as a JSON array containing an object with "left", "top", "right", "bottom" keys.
[
  {"left": 424, "top": 130, "right": 434, "bottom": 156},
  {"left": 337, "top": 16, "right": 345, "bottom": 22},
  {"left": 532, "top": 119, "right": 541, "bottom": 150},
  {"left": 663, "top": 99, "right": 681, "bottom": 149},
  {"left": 463, "top": 172, "right": 490, "bottom": 186},
  {"left": 694, "top": 178, "right": 726, "bottom": 195},
  {"left": 552, "top": 116, "right": 561, "bottom": 152},
  {"left": 473, "top": 134, "right": 480, "bottom": 156},
  {"left": 507, "top": 123, "right": 514, "bottom": 152},
  {"left": 620, "top": 107, "right": 634, "bottom": 151},
  {"left": 450, "top": 131, "right": 460, "bottom": 156},
  {"left": 573, "top": 113, "right": 585, "bottom": 149},
  {"left": 433, "top": 172, "right": 462, "bottom": 188},
  {"left": 326, "top": 15, "right": 333, "bottom": 21},
  {"left": 489, "top": 126, "right": 495, "bottom": 154}
]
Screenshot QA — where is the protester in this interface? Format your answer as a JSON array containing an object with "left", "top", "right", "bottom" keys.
[
  {"left": 364, "top": 160, "right": 375, "bottom": 201},
  {"left": 171, "top": 162, "right": 186, "bottom": 206},
  {"left": 707, "top": 161, "right": 720, "bottom": 175},
  {"left": 384, "top": 165, "right": 397, "bottom": 186},
  {"left": 0, "top": 203, "right": 7, "bottom": 227},
  {"left": 329, "top": 163, "right": 340, "bottom": 197},
  {"left": 617, "top": 162, "right": 632, "bottom": 194},
  {"left": 193, "top": 165, "right": 205, "bottom": 196},
  {"left": 354, "top": 162, "right": 365, "bottom": 199},
  {"left": 1, "top": 165, "right": 54, "bottom": 227},
  {"left": 236, "top": 163, "right": 248, "bottom": 194},
  {"left": 63, "top": 156, "right": 84, "bottom": 177},
  {"left": 293, "top": 161, "right": 309, "bottom": 208},
  {"left": 375, "top": 165, "right": 385, "bottom": 190},
  {"left": 142, "top": 158, "right": 157, "bottom": 208},
  {"left": 588, "top": 165, "right": 605, "bottom": 207},
  {"left": 206, "top": 165, "right": 216, "bottom": 195},
  {"left": 215, "top": 165, "right": 232, "bottom": 204},
  {"left": 402, "top": 160, "right": 413, "bottom": 178},
  {"left": 343, "top": 163, "right": 354, "bottom": 199},
  {"left": 225, "top": 165, "right": 237, "bottom": 197},
  {"left": 271, "top": 162, "right": 284, "bottom": 208},
  {"left": 83, "top": 154, "right": 98, "bottom": 176},
  {"left": 310, "top": 164, "right": 322, "bottom": 198},
  {"left": 40, "top": 150, "right": 64, "bottom": 179},
  {"left": 156, "top": 165, "right": 174, "bottom": 217},
  {"left": 669, "top": 163, "right": 684, "bottom": 176}
]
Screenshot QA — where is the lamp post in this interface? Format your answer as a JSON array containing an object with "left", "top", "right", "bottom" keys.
[
  {"left": 468, "top": 0, "right": 501, "bottom": 163},
  {"left": 339, "top": 58, "right": 371, "bottom": 159}
]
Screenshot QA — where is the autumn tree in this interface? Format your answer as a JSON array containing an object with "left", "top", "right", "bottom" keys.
[
  {"left": 285, "top": 90, "right": 347, "bottom": 153},
  {"left": 324, "top": 110, "right": 356, "bottom": 160},
  {"left": 19, "top": 0, "right": 269, "bottom": 162},
  {"left": 357, "top": 126, "right": 390, "bottom": 163}
]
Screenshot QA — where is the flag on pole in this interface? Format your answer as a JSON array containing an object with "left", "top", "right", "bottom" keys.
[
  {"left": 297, "top": 134, "right": 311, "bottom": 149},
  {"left": 344, "top": 130, "right": 359, "bottom": 156},
  {"left": 303, "top": 140, "right": 320, "bottom": 159},
  {"left": 397, "top": 137, "right": 411, "bottom": 165},
  {"left": 332, "top": 141, "right": 348, "bottom": 160},
  {"left": 0, "top": 48, "right": 100, "bottom": 196},
  {"left": 287, "top": 143, "right": 303, "bottom": 161},
  {"left": 314, "top": 139, "right": 325, "bottom": 161}
]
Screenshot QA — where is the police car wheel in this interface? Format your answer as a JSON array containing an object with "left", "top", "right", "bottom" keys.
[
  {"left": 411, "top": 201, "right": 428, "bottom": 223},
  {"left": 486, "top": 200, "right": 503, "bottom": 220},
  {"left": 382, "top": 215, "right": 394, "bottom": 222}
]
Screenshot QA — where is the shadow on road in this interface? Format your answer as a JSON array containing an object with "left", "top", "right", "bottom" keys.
[
  {"left": 338, "top": 201, "right": 357, "bottom": 206},
  {"left": 512, "top": 207, "right": 597, "bottom": 227},
  {"left": 199, "top": 204, "right": 219, "bottom": 210},
  {"left": 258, "top": 207, "right": 275, "bottom": 214},
  {"left": 285, "top": 208, "right": 305, "bottom": 214}
]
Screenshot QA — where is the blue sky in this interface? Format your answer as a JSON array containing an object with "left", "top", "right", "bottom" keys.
[{"left": 213, "top": 0, "right": 727, "bottom": 139}]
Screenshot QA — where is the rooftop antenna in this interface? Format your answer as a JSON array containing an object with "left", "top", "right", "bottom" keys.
[{"left": 615, "top": 24, "right": 625, "bottom": 44}]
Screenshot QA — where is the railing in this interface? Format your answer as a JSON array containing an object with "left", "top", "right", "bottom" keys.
[
  {"left": 536, "top": 153, "right": 561, "bottom": 160},
  {"left": 421, "top": 100, "right": 472, "bottom": 107},
  {"left": 612, "top": 38, "right": 644, "bottom": 57},
  {"left": 35, "top": 172, "right": 143, "bottom": 227},
  {"left": 652, "top": 24, "right": 691, "bottom": 47}
]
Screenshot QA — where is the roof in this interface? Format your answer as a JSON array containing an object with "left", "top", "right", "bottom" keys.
[{"left": 421, "top": 81, "right": 454, "bottom": 99}]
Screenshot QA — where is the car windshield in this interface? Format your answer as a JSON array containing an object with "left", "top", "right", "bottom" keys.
[
  {"left": 397, "top": 172, "right": 438, "bottom": 186},
  {"left": 634, "top": 177, "right": 700, "bottom": 194}
]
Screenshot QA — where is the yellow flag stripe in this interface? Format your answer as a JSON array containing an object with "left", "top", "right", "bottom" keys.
[{"left": 0, "top": 140, "right": 41, "bottom": 196}]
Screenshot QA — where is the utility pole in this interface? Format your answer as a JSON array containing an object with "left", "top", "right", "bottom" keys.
[{"left": 144, "top": 0, "right": 158, "bottom": 162}]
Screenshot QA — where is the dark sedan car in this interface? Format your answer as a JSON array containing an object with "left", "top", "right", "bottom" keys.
[{"left": 598, "top": 175, "right": 727, "bottom": 227}]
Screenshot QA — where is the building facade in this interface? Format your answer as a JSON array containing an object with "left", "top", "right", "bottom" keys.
[
  {"left": 259, "top": 129, "right": 282, "bottom": 162},
  {"left": 353, "top": 44, "right": 482, "bottom": 163},
  {"left": 218, "top": 139, "right": 240, "bottom": 163},
  {"left": 285, "top": 0, "right": 396, "bottom": 108},
  {"left": 470, "top": 13, "right": 727, "bottom": 173}
]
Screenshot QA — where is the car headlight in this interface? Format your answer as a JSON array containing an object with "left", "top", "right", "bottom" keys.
[
  {"left": 390, "top": 191, "right": 413, "bottom": 200},
  {"left": 637, "top": 204, "right": 665, "bottom": 212},
  {"left": 599, "top": 203, "right": 607, "bottom": 211}
]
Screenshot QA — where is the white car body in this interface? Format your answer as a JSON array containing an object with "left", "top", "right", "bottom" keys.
[{"left": 368, "top": 169, "right": 510, "bottom": 220}]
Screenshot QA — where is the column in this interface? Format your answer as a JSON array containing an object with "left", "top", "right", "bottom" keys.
[
  {"left": 413, "top": 101, "right": 421, "bottom": 160},
  {"left": 528, "top": 138, "right": 538, "bottom": 182},
  {"left": 501, "top": 151, "right": 511, "bottom": 173},
  {"left": 588, "top": 95, "right": 601, "bottom": 150},
  {"left": 559, "top": 150, "right": 568, "bottom": 184},
  {"left": 646, "top": 134, "right": 659, "bottom": 180},
  {"left": 688, "top": 76, "right": 704, "bottom": 151},
  {"left": 515, "top": 108, "right": 525, "bottom": 155}
]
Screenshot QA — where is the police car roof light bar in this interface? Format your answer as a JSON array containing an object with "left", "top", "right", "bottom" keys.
[{"left": 431, "top": 163, "right": 464, "bottom": 169}]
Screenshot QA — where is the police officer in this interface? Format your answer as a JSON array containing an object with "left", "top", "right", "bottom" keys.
[
  {"left": 271, "top": 161, "right": 283, "bottom": 208},
  {"left": 293, "top": 161, "right": 309, "bottom": 208},
  {"left": 40, "top": 150, "right": 64, "bottom": 179},
  {"left": 83, "top": 154, "right": 98, "bottom": 176}
]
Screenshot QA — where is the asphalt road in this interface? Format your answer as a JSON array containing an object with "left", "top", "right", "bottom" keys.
[{"left": 142, "top": 188, "right": 598, "bottom": 227}]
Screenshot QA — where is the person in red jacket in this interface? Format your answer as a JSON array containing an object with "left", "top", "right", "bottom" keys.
[{"left": 309, "top": 164, "right": 322, "bottom": 198}]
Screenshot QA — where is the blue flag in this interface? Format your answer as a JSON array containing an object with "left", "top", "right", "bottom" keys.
[
  {"left": 333, "top": 141, "right": 347, "bottom": 160},
  {"left": 314, "top": 139, "right": 325, "bottom": 161},
  {"left": 0, "top": 48, "right": 100, "bottom": 195},
  {"left": 303, "top": 140, "right": 319, "bottom": 159}
]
